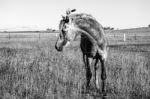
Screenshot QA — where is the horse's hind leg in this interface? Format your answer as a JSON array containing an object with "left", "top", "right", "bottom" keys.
[
  {"left": 95, "top": 56, "right": 107, "bottom": 97},
  {"left": 97, "top": 49, "right": 107, "bottom": 94},
  {"left": 100, "top": 57, "right": 107, "bottom": 96}
]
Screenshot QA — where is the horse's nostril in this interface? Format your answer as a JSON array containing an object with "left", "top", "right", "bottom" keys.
[{"left": 55, "top": 45, "right": 58, "bottom": 50}]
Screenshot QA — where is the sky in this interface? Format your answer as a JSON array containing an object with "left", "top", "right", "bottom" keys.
[{"left": 0, "top": 0, "right": 150, "bottom": 31}]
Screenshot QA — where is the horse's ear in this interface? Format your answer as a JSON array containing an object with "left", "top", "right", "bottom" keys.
[
  {"left": 71, "top": 9, "right": 76, "bottom": 12},
  {"left": 62, "top": 15, "right": 65, "bottom": 20},
  {"left": 66, "top": 9, "right": 76, "bottom": 15},
  {"left": 66, "top": 9, "right": 70, "bottom": 15}
]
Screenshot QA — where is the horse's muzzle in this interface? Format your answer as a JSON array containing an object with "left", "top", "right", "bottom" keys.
[{"left": 55, "top": 45, "right": 63, "bottom": 51}]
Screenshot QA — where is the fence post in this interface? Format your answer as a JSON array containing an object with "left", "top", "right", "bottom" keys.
[
  {"left": 39, "top": 33, "right": 40, "bottom": 40},
  {"left": 56, "top": 33, "right": 57, "bottom": 37},
  {"left": 114, "top": 33, "right": 115, "bottom": 38},
  {"left": 134, "top": 34, "right": 136, "bottom": 40},
  {"left": 8, "top": 32, "right": 10, "bottom": 40},
  {"left": 123, "top": 33, "right": 126, "bottom": 42}
]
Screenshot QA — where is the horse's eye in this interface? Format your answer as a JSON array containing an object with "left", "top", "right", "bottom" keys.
[
  {"left": 63, "top": 26, "right": 67, "bottom": 31},
  {"left": 62, "top": 29, "right": 66, "bottom": 34},
  {"left": 60, "top": 30, "right": 66, "bottom": 39},
  {"left": 62, "top": 27, "right": 67, "bottom": 33}
]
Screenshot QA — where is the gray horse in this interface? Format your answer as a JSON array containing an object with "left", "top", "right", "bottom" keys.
[{"left": 55, "top": 9, "right": 108, "bottom": 96}]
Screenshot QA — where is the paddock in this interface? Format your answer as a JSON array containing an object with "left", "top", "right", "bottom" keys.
[{"left": 0, "top": 28, "right": 150, "bottom": 99}]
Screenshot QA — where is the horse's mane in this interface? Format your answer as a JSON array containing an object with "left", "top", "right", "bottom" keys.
[
  {"left": 68, "top": 13, "right": 95, "bottom": 20},
  {"left": 69, "top": 13, "right": 106, "bottom": 45}
]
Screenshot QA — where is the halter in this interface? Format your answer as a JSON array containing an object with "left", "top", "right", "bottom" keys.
[{"left": 62, "top": 9, "right": 76, "bottom": 23}]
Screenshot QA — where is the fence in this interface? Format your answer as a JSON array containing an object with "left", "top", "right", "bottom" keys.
[
  {"left": 106, "top": 32, "right": 150, "bottom": 45},
  {"left": 0, "top": 31, "right": 59, "bottom": 40},
  {"left": 0, "top": 31, "right": 150, "bottom": 45}
]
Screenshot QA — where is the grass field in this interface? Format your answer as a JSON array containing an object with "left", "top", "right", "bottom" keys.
[{"left": 0, "top": 28, "right": 150, "bottom": 99}]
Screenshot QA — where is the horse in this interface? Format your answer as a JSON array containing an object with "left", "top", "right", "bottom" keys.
[{"left": 55, "top": 9, "right": 108, "bottom": 96}]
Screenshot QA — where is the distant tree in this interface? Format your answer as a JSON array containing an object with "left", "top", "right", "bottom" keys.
[
  {"left": 110, "top": 28, "right": 114, "bottom": 30},
  {"left": 47, "top": 28, "right": 57, "bottom": 32},
  {"left": 46, "top": 28, "right": 52, "bottom": 31},
  {"left": 103, "top": 27, "right": 114, "bottom": 30},
  {"left": 148, "top": 25, "right": 150, "bottom": 27}
]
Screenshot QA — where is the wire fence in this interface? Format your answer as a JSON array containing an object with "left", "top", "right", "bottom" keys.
[
  {"left": 0, "top": 31, "right": 58, "bottom": 40},
  {"left": 0, "top": 31, "right": 150, "bottom": 45}
]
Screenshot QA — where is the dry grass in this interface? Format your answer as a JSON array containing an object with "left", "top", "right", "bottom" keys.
[
  {"left": 0, "top": 35, "right": 150, "bottom": 99},
  {"left": 106, "top": 45, "right": 150, "bottom": 99}
]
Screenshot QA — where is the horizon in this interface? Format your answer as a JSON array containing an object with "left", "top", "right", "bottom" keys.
[
  {"left": 0, "top": 26, "right": 150, "bottom": 33},
  {"left": 0, "top": 0, "right": 150, "bottom": 31}
]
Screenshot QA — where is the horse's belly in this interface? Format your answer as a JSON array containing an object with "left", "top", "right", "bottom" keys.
[{"left": 81, "top": 45, "right": 97, "bottom": 57}]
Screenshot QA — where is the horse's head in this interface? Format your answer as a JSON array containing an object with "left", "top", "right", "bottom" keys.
[{"left": 55, "top": 9, "right": 76, "bottom": 51}]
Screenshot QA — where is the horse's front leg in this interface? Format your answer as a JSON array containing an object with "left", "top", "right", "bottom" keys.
[
  {"left": 94, "top": 59, "right": 99, "bottom": 89},
  {"left": 83, "top": 55, "right": 92, "bottom": 90}
]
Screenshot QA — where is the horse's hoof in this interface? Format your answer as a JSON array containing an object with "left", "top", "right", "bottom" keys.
[
  {"left": 102, "top": 92, "right": 107, "bottom": 97},
  {"left": 81, "top": 87, "right": 90, "bottom": 94}
]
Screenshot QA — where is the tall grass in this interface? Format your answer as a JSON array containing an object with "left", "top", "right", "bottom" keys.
[
  {"left": 107, "top": 46, "right": 150, "bottom": 99},
  {"left": 0, "top": 38, "right": 150, "bottom": 99}
]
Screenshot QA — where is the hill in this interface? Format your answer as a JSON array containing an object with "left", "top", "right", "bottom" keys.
[{"left": 105, "top": 27, "right": 150, "bottom": 33}]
